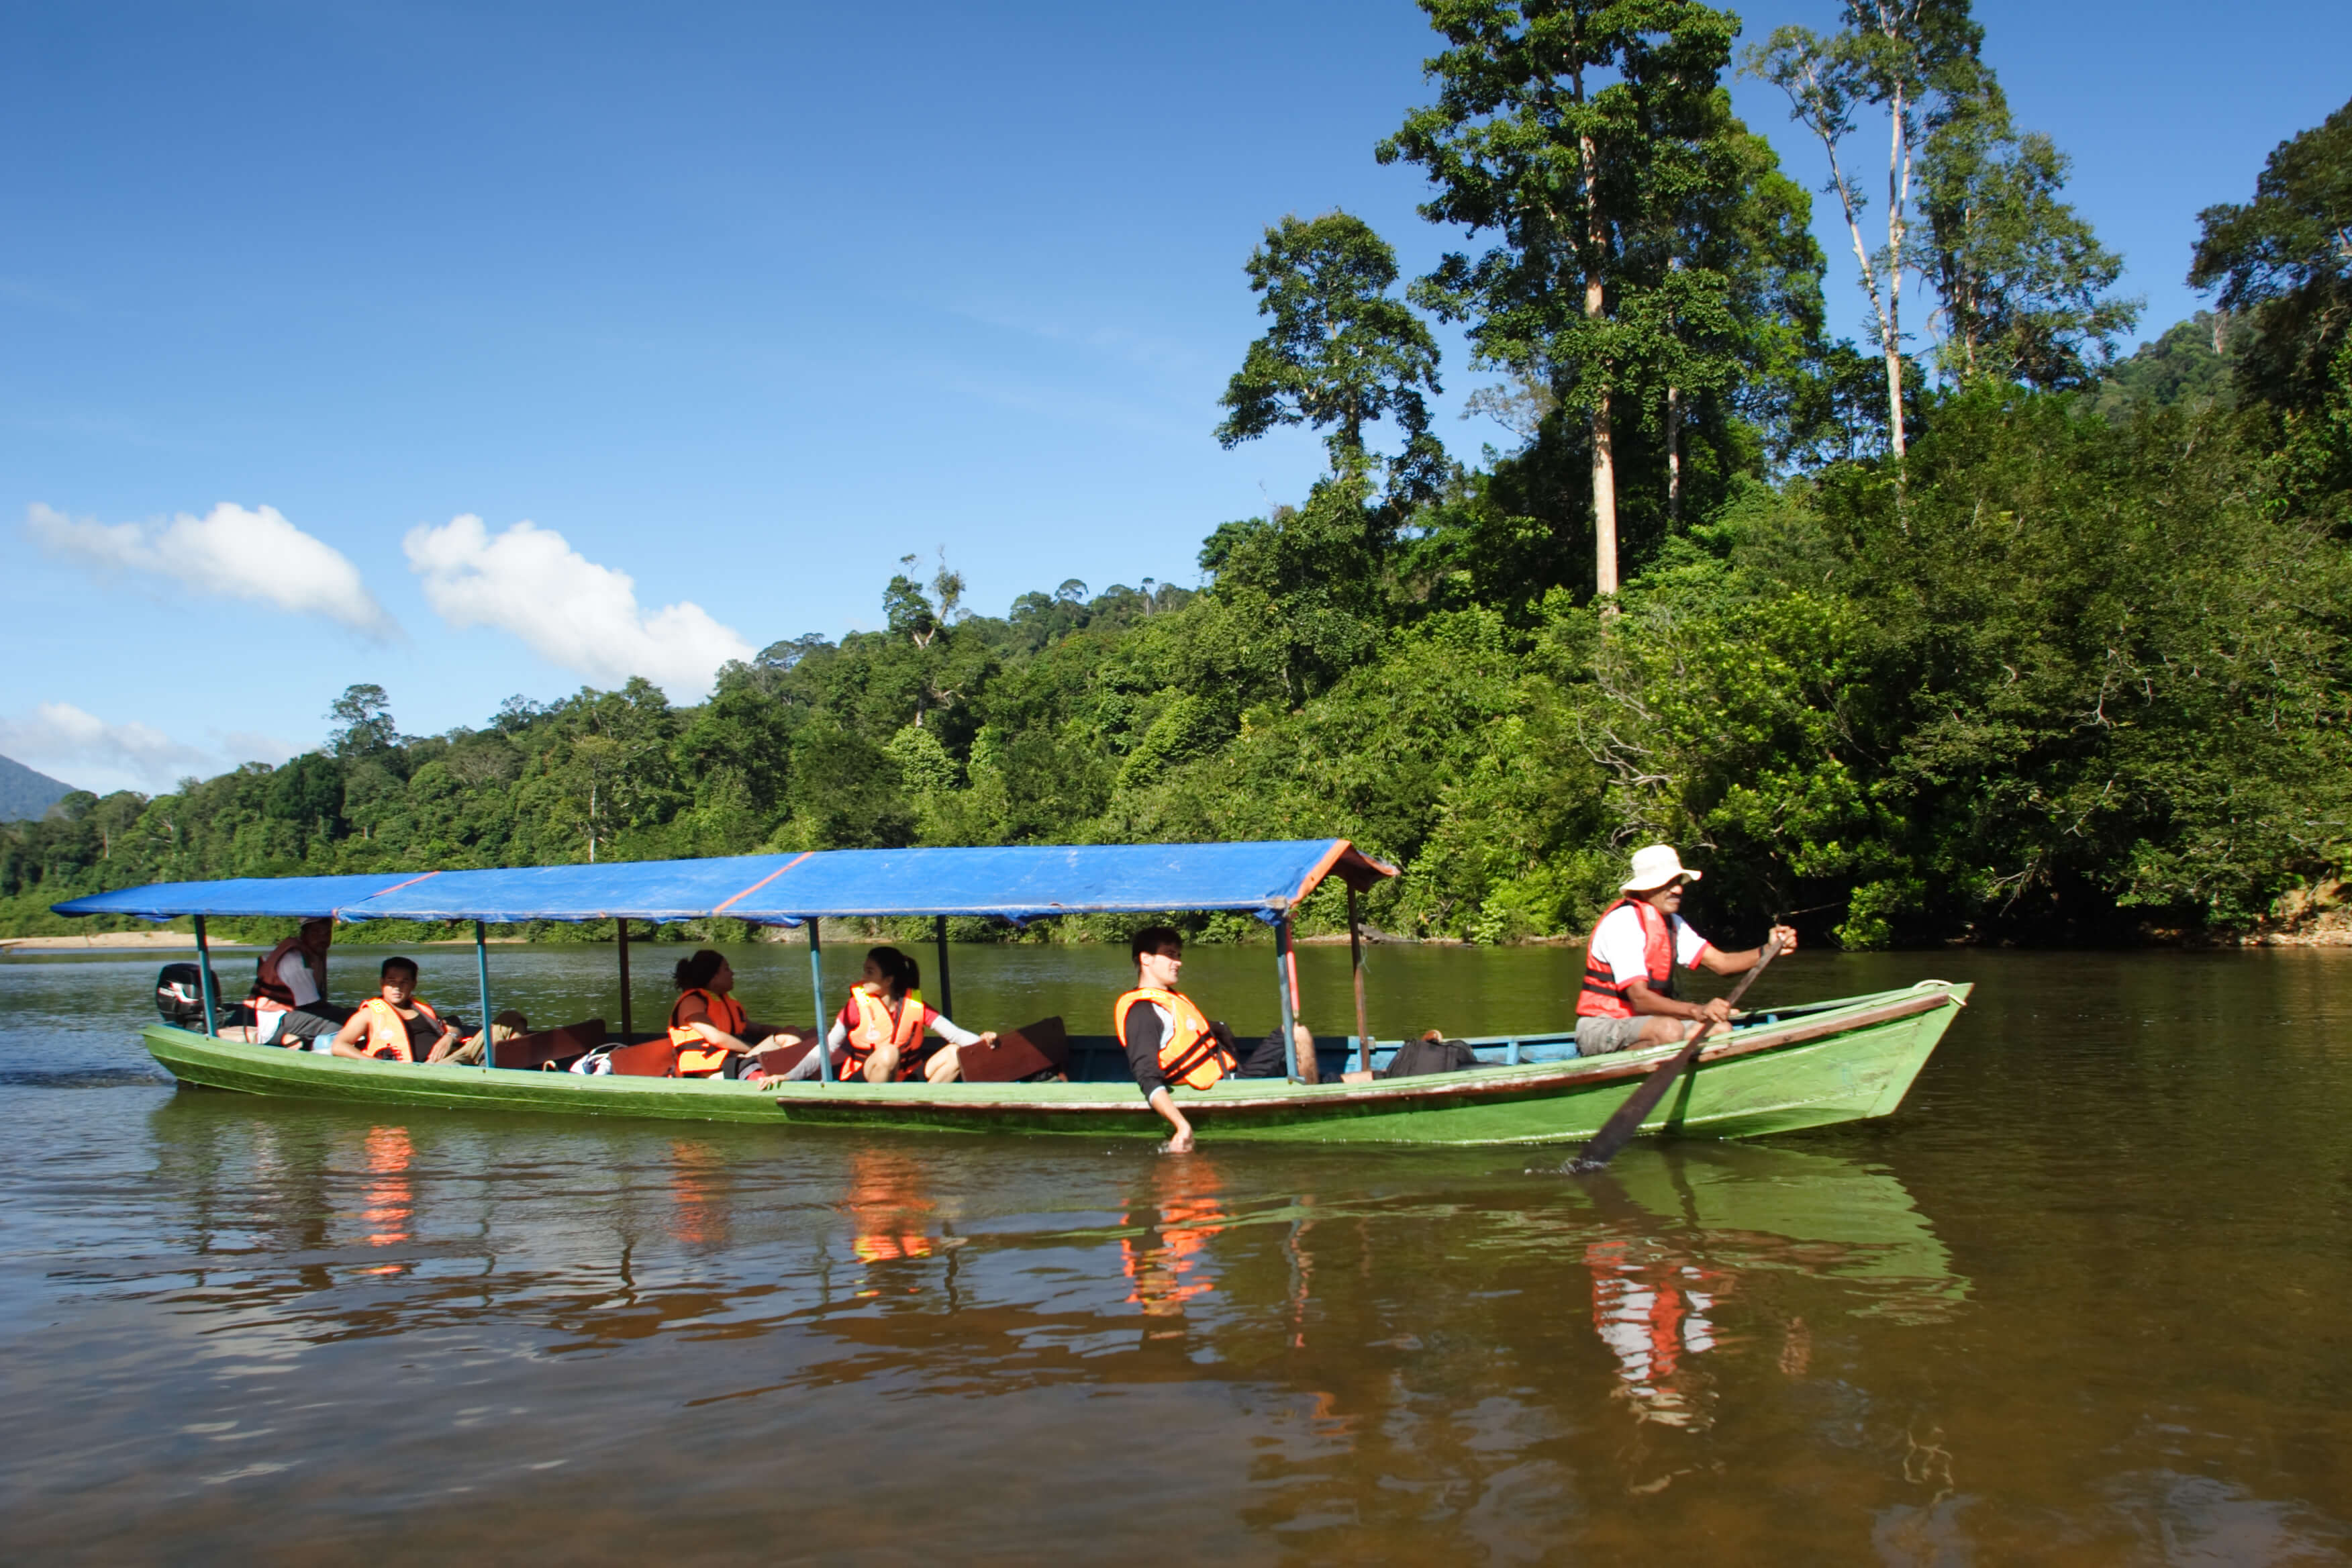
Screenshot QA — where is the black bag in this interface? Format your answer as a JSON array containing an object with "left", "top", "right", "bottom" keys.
[
  {"left": 1382, "top": 1031, "right": 1479, "bottom": 1079},
  {"left": 155, "top": 962, "right": 237, "bottom": 1028}
]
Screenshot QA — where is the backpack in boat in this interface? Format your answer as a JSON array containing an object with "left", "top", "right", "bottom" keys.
[
  {"left": 155, "top": 962, "right": 238, "bottom": 1030},
  {"left": 1381, "top": 1030, "right": 1479, "bottom": 1080}
]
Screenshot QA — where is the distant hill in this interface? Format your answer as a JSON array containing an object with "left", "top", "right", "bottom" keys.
[
  {"left": 0, "top": 754, "right": 75, "bottom": 822},
  {"left": 2093, "top": 311, "right": 2240, "bottom": 424}
]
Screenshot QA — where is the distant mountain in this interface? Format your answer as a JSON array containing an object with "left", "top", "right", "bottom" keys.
[{"left": 0, "top": 754, "right": 75, "bottom": 822}]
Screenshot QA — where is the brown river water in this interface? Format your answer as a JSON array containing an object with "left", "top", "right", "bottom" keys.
[{"left": 2, "top": 939, "right": 2349, "bottom": 1564}]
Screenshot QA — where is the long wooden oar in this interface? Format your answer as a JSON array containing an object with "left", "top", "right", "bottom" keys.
[{"left": 1566, "top": 932, "right": 1785, "bottom": 1175}]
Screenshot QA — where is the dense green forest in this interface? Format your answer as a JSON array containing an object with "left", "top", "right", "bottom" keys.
[{"left": 7, "top": 2, "right": 2347, "bottom": 950}]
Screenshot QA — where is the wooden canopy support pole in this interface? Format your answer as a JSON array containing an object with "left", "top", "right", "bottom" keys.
[
  {"left": 1348, "top": 884, "right": 1371, "bottom": 1076},
  {"left": 1276, "top": 915, "right": 1301, "bottom": 1081},
  {"left": 934, "top": 914, "right": 953, "bottom": 1023},
  {"left": 810, "top": 919, "right": 833, "bottom": 1082},
  {"left": 193, "top": 914, "right": 217, "bottom": 1038},
  {"left": 474, "top": 921, "right": 492, "bottom": 1071},
  {"left": 616, "top": 919, "right": 632, "bottom": 1036}
]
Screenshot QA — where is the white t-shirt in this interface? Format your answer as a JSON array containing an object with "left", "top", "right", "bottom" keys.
[
  {"left": 275, "top": 950, "right": 322, "bottom": 1008},
  {"left": 1592, "top": 903, "right": 1709, "bottom": 985}
]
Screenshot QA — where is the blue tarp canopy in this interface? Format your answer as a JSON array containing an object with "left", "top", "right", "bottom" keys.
[
  {"left": 51, "top": 841, "right": 1394, "bottom": 926},
  {"left": 49, "top": 871, "right": 438, "bottom": 921},
  {"left": 724, "top": 842, "right": 1387, "bottom": 922},
  {"left": 334, "top": 853, "right": 803, "bottom": 925}
]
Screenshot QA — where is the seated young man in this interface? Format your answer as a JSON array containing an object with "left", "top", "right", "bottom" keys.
[
  {"left": 1114, "top": 926, "right": 1318, "bottom": 1153},
  {"left": 248, "top": 918, "right": 355, "bottom": 1049},
  {"left": 329, "top": 957, "right": 462, "bottom": 1064}
]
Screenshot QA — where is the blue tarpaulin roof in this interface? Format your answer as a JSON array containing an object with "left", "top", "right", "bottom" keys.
[
  {"left": 50, "top": 841, "right": 1395, "bottom": 926},
  {"left": 49, "top": 871, "right": 440, "bottom": 921}
]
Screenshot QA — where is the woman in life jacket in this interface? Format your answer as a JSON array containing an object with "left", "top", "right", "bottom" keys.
[
  {"left": 328, "top": 957, "right": 462, "bottom": 1064},
  {"left": 776, "top": 945, "right": 997, "bottom": 1085},
  {"left": 1573, "top": 844, "right": 1798, "bottom": 1058},
  {"left": 667, "top": 950, "right": 801, "bottom": 1079}
]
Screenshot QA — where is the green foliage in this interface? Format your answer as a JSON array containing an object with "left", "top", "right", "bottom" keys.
[
  {"left": 1216, "top": 211, "right": 1446, "bottom": 503},
  {"left": 8, "top": 38, "right": 2348, "bottom": 957}
]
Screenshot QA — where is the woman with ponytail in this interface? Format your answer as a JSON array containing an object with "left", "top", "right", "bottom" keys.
[
  {"left": 777, "top": 944, "right": 995, "bottom": 1085},
  {"left": 667, "top": 950, "right": 798, "bottom": 1078}
]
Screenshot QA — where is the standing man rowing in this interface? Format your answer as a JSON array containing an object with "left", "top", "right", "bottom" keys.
[{"left": 1575, "top": 845, "right": 1796, "bottom": 1057}]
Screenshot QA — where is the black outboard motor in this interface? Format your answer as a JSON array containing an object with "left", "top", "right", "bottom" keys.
[{"left": 155, "top": 963, "right": 244, "bottom": 1030}]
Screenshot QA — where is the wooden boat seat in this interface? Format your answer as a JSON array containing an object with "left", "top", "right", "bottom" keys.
[
  {"left": 604, "top": 1037, "right": 682, "bottom": 1077},
  {"left": 491, "top": 1019, "right": 606, "bottom": 1071},
  {"left": 958, "top": 1017, "right": 1068, "bottom": 1083}
]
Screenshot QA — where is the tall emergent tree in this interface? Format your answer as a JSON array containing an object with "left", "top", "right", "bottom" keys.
[
  {"left": 2190, "top": 95, "right": 2352, "bottom": 427},
  {"left": 1918, "top": 81, "right": 2139, "bottom": 388},
  {"left": 1381, "top": 0, "right": 1743, "bottom": 597},
  {"left": 1750, "top": 0, "right": 1986, "bottom": 457},
  {"left": 1216, "top": 210, "right": 1445, "bottom": 503}
]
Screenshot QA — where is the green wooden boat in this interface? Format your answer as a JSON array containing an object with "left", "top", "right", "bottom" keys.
[{"left": 140, "top": 979, "right": 1967, "bottom": 1146}]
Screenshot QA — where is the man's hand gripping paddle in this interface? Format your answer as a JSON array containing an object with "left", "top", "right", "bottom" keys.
[{"left": 1563, "top": 932, "right": 1786, "bottom": 1175}]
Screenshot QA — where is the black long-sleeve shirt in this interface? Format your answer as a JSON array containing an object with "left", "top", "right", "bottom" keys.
[{"left": 1123, "top": 999, "right": 1174, "bottom": 1100}]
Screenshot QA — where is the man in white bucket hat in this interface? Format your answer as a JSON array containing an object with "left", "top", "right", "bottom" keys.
[{"left": 1573, "top": 845, "right": 1796, "bottom": 1057}]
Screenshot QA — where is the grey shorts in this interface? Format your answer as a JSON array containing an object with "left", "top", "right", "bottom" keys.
[{"left": 1575, "top": 1014, "right": 1654, "bottom": 1057}]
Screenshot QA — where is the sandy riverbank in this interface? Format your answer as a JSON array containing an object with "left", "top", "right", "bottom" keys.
[{"left": 0, "top": 931, "right": 256, "bottom": 953}]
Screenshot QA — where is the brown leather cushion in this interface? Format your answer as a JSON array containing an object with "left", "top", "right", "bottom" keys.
[
  {"left": 491, "top": 1019, "right": 607, "bottom": 1071},
  {"left": 956, "top": 1017, "right": 1068, "bottom": 1084},
  {"left": 750, "top": 1038, "right": 819, "bottom": 1079}
]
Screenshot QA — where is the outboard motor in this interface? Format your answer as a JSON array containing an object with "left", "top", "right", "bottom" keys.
[{"left": 154, "top": 963, "right": 238, "bottom": 1030}]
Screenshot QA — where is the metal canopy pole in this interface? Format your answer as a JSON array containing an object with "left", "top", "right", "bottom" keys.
[
  {"left": 934, "top": 914, "right": 953, "bottom": 1023},
  {"left": 810, "top": 919, "right": 833, "bottom": 1082},
  {"left": 1276, "top": 915, "right": 1300, "bottom": 1081},
  {"left": 193, "top": 915, "right": 217, "bottom": 1038},
  {"left": 616, "top": 919, "right": 633, "bottom": 1036},
  {"left": 1348, "top": 884, "right": 1371, "bottom": 1076},
  {"left": 474, "top": 920, "right": 492, "bottom": 1071}
]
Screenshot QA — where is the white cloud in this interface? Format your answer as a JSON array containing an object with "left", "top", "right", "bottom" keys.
[
  {"left": 0, "top": 703, "right": 293, "bottom": 797},
  {"left": 26, "top": 501, "right": 393, "bottom": 636},
  {"left": 404, "top": 513, "right": 754, "bottom": 697}
]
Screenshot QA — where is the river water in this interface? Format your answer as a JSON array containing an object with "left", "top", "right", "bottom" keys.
[{"left": 2, "top": 939, "right": 2349, "bottom": 1563}]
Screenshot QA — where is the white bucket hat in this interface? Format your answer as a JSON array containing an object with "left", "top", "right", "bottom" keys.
[{"left": 1620, "top": 844, "right": 1702, "bottom": 893}]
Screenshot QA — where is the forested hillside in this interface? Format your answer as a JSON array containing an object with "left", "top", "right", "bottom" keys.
[
  {"left": 0, "top": 756, "right": 72, "bottom": 824},
  {"left": 7, "top": 5, "right": 2346, "bottom": 950}
]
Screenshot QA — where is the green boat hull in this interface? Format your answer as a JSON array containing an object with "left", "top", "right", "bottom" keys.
[{"left": 140, "top": 981, "right": 1968, "bottom": 1148}]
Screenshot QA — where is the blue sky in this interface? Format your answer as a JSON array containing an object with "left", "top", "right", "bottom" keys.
[{"left": 5, "top": 0, "right": 2346, "bottom": 793}]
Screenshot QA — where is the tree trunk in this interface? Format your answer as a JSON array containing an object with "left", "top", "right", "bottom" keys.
[
  {"left": 1884, "top": 79, "right": 1909, "bottom": 460},
  {"left": 1666, "top": 385, "right": 1683, "bottom": 524},
  {"left": 1581, "top": 131, "right": 1617, "bottom": 597}
]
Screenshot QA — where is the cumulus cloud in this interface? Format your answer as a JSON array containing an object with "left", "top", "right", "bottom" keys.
[
  {"left": 0, "top": 703, "right": 294, "bottom": 797},
  {"left": 26, "top": 501, "right": 393, "bottom": 636},
  {"left": 404, "top": 514, "right": 754, "bottom": 697}
]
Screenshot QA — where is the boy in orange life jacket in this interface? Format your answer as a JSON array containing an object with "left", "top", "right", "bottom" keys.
[
  {"left": 1574, "top": 845, "right": 1796, "bottom": 1057},
  {"left": 1115, "top": 926, "right": 1318, "bottom": 1153},
  {"left": 329, "top": 957, "right": 462, "bottom": 1063}
]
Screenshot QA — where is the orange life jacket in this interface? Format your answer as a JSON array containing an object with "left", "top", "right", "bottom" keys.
[
  {"left": 837, "top": 985, "right": 928, "bottom": 1081},
  {"left": 358, "top": 995, "right": 438, "bottom": 1062},
  {"left": 251, "top": 933, "right": 324, "bottom": 1011},
  {"left": 669, "top": 988, "right": 748, "bottom": 1077},
  {"left": 1113, "top": 987, "right": 1234, "bottom": 1091},
  {"left": 1577, "top": 898, "right": 1679, "bottom": 1020}
]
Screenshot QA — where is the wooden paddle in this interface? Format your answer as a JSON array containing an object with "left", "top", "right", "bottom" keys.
[{"left": 1565, "top": 931, "right": 1785, "bottom": 1175}]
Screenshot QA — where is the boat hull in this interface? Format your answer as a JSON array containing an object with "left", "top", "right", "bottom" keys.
[{"left": 140, "top": 981, "right": 1967, "bottom": 1147}]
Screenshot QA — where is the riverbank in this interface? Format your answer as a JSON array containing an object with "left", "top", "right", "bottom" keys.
[{"left": 0, "top": 931, "right": 255, "bottom": 954}]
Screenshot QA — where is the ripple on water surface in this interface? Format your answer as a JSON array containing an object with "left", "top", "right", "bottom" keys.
[{"left": 3, "top": 942, "right": 2351, "bottom": 1562}]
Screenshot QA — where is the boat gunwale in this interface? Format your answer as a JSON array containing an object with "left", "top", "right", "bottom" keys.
[{"left": 768, "top": 986, "right": 1963, "bottom": 1117}]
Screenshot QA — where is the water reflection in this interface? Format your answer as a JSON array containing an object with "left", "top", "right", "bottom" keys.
[{"left": 14, "top": 942, "right": 2352, "bottom": 1559}]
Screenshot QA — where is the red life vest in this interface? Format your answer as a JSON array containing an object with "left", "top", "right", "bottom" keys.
[
  {"left": 251, "top": 934, "right": 324, "bottom": 1011},
  {"left": 837, "top": 986, "right": 928, "bottom": 1081},
  {"left": 1113, "top": 987, "right": 1235, "bottom": 1091},
  {"left": 358, "top": 995, "right": 438, "bottom": 1062},
  {"left": 669, "top": 988, "right": 748, "bottom": 1078},
  {"left": 1577, "top": 898, "right": 1679, "bottom": 1020}
]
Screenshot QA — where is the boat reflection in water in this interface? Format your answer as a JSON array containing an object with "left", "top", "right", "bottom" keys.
[{"left": 122, "top": 1094, "right": 1972, "bottom": 1557}]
